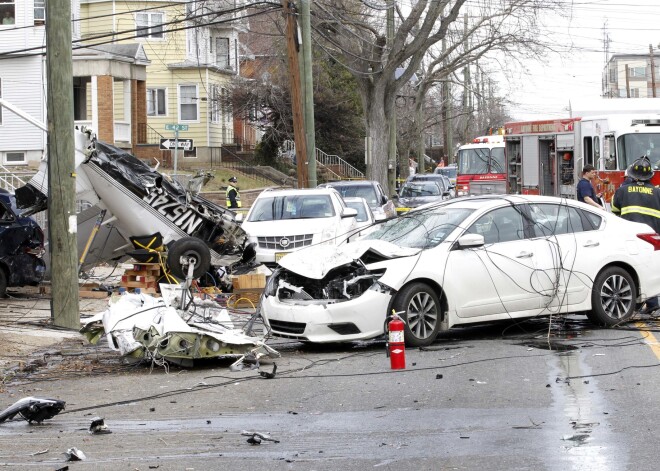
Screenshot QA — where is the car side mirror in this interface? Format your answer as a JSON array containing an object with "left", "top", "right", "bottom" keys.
[
  {"left": 342, "top": 207, "right": 358, "bottom": 218},
  {"left": 455, "top": 234, "right": 484, "bottom": 249},
  {"left": 381, "top": 195, "right": 388, "bottom": 205}
]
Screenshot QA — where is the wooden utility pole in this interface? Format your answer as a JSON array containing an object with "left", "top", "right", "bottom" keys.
[
  {"left": 300, "top": 0, "right": 317, "bottom": 187},
  {"left": 650, "top": 44, "right": 657, "bottom": 98},
  {"left": 281, "top": 0, "right": 309, "bottom": 188},
  {"left": 46, "top": 0, "right": 79, "bottom": 328}
]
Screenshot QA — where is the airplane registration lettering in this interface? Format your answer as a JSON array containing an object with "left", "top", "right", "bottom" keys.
[
  {"left": 167, "top": 205, "right": 186, "bottom": 221},
  {"left": 179, "top": 213, "right": 203, "bottom": 233},
  {"left": 143, "top": 192, "right": 159, "bottom": 205},
  {"left": 158, "top": 201, "right": 180, "bottom": 216},
  {"left": 151, "top": 195, "right": 170, "bottom": 208}
]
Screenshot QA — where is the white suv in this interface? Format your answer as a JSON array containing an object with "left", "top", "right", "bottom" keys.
[{"left": 241, "top": 188, "right": 358, "bottom": 268}]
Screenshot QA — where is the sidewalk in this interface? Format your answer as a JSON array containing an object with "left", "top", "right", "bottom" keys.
[{"left": 0, "top": 288, "right": 109, "bottom": 380}]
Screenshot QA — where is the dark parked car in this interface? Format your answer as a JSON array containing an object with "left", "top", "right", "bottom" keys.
[
  {"left": 406, "top": 173, "right": 455, "bottom": 198},
  {"left": 393, "top": 180, "right": 451, "bottom": 214},
  {"left": 318, "top": 180, "right": 396, "bottom": 221},
  {"left": 0, "top": 189, "right": 46, "bottom": 297}
]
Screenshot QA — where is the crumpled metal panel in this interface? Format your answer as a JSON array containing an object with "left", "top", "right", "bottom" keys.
[{"left": 80, "top": 290, "right": 278, "bottom": 365}]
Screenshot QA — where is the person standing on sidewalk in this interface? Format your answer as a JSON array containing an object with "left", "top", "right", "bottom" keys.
[
  {"left": 225, "top": 176, "right": 241, "bottom": 209},
  {"left": 576, "top": 165, "right": 603, "bottom": 209},
  {"left": 611, "top": 156, "right": 660, "bottom": 314}
]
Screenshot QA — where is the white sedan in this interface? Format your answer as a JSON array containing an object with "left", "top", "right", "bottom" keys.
[{"left": 261, "top": 195, "right": 660, "bottom": 346}]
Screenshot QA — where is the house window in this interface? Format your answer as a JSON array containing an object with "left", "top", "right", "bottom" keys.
[
  {"left": 628, "top": 66, "right": 646, "bottom": 78},
  {"left": 223, "top": 87, "right": 232, "bottom": 125},
  {"left": 630, "top": 88, "right": 640, "bottom": 98},
  {"left": 147, "top": 88, "right": 167, "bottom": 116},
  {"left": 210, "top": 85, "right": 220, "bottom": 123},
  {"left": 179, "top": 85, "right": 198, "bottom": 121},
  {"left": 136, "top": 12, "right": 163, "bottom": 39},
  {"left": 5, "top": 152, "right": 26, "bottom": 165},
  {"left": 1, "top": 0, "right": 15, "bottom": 25},
  {"left": 215, "top": 37, "right": 230, "bottom": 69},
  {"left": 34, "top": 0, "right": 45, "bottom": 24},
  {"left": 609, "top": 68, "right": 616, "bottom": 83}
]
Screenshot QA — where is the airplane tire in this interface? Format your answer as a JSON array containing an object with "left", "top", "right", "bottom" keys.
[{"left": 167, "top": 237, "right": 211, "bottom": 279}]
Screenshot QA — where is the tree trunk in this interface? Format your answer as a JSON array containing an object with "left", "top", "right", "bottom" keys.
[{"left": 363, "top": 85, "right": 391, "bottom": 190}]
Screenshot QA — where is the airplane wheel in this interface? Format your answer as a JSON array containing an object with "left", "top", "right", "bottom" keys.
[{"left": 167, "top": 237, "right": 211, "bottom": 279}]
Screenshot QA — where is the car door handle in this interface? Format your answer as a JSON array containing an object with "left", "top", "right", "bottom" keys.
[
  {"left": 516, "top": 252, "right": 533, "bottom": 258},
  {"left": 583, "top": 241, "right": 600, "bottom": 247}
]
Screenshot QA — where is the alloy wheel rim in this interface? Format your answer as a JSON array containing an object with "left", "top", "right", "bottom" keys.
[
  {"left": 600, "top": 274, "right": 633, "bottom": 319},
  {"left": 407, "top": 292, "right": 438, "bottom": 339}
]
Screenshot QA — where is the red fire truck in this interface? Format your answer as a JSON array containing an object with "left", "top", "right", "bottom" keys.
[
  {"left": 504, "top": 114, "right": 660, "bottom": 205},
  {"left": 455, "top": 134, "right": 506, "bottom": 197}
]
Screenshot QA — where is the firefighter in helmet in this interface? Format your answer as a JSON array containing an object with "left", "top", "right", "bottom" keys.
[
  {"left": 611, "top": 156, "right": 660, "bottom": 314},
  {"left": 225, "top": 176, "right": 241, "bottom": 209}
]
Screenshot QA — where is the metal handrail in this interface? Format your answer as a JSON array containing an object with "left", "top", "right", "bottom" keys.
[
  {"left": 279, "top": 140, "right": 365, "bottom": 180},
  {"left": 0, "top": 166, "right": 33, "bottom": 192}
]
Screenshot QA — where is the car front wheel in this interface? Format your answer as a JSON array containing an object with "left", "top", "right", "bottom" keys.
[
  {"left": 392, "top": 282, "right": 442, "bottom": 347},
  {"left": 587, "top": 266, "right": 636, "bottom": 326}
]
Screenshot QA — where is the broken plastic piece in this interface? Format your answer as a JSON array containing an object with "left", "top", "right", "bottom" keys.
[
  {"left": 259, "top": 363, "right": 277, "bottom": 379},
  {"left": 0, "top": 397, "right": 66, "bottom": 424},
  {"left": 241, "top": 430, "right": 280, "bottom": 444},
  {"left": 64, "top": 447, "right": 86, "bottom": 461},
  {"left": 89, "top": 417, "right": 112, "bottom": 434}
]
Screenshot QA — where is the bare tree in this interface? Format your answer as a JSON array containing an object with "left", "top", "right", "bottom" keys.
[{"left": 311, "top": 0, "right": 562, "bottom": 190}]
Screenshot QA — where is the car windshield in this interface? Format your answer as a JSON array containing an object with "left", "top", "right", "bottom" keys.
[
  {"left": 247, "top": 195, "right": 335, "bottom": 221},
  {"left": 435, "top": 167, "right": 457, "bottom": 178},
  {"left": 345, "top": 201, "right": 370, "bottom": 222},
  {"left": 400, "top": 183, "right": 440, "bottom": 197},
  {"left": 458, "top": 147, "right": 506, "bottom": 175},
  {"left": 617, "top": 133, "right": 660, "bottom": 169},
  {"left": 332, "top": 185, "right": 379, "bottom": 206},
  {"left": 365, "top": 207, "right": 474, "bottom": 248}
]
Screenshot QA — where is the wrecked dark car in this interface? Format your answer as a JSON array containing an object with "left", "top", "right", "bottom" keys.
[{"left": 0, "top": 189, "right": 46, "bottom": 297}]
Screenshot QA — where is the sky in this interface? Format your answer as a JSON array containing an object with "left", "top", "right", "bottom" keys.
[{"left": 500, "top": 0, "right": 660, "bottom": 121}]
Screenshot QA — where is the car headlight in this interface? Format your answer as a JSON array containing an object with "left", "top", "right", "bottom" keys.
[{"left": 321, "top": 226, "right": 336, "bottom": 244}]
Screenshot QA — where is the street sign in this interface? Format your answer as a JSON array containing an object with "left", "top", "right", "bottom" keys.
[
  {"left": 165, "top": 124, "right": 189, "bottom": 131},
  {"left": 160, "top": 138, "right": 194, "bottom": 151}
]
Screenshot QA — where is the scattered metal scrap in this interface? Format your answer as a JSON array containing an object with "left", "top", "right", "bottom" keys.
[
  {"left": 0, "top": 397, "right": 66, "bottom": 424},
  {"left": 241, "top": 430, "right": 280, "bottom": 445},
  {"left": 63, "top": 447, "right": 86, "bottom": 461},
  {"left": 89, "top": 417, "right": 112, "bottom": 434},
  {"left": 80, "top": 282, "right": 279, "bottom": 369}
]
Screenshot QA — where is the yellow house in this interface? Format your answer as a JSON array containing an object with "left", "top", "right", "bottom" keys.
[{"left": 79, "top": 0, "right": 238, "bottom": 165}]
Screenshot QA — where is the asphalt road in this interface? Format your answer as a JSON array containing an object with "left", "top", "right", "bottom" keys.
[{"left": 2, "top": 306, "right": 660, "bottom": 470}]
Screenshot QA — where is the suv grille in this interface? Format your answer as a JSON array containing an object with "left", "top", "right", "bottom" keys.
[{"left": 258, "top": 234, "right": 313, "bottom": 250}]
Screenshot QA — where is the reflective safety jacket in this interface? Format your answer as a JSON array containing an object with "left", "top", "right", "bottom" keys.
[
  {"left": 611, "top": 181, "right": 660, "bottom": 234},
  {"left": 226, "top": 184, "right": 242, "bottom": 208}
]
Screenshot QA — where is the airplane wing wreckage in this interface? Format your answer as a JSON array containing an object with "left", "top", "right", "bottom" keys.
[{"left": 15, "top": 127, "right": 277, "bottom": 368}]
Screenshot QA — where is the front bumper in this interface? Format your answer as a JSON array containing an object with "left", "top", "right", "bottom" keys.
[{"left": 261, "top": 289, "right": 392, "bottom": 343}]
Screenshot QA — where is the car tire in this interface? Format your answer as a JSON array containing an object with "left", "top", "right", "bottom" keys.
[
  {"left": 392, "top": 282, "right": 442, "bottom": 347},
  {"left": 0, "top": 268, "right": 6, "bottom": 298},
  {"left": 167, "top": 237, "right": 211, "bottom": 279},
  {"left": 587, "top": 266, "right": 636, "bottom": 326}
]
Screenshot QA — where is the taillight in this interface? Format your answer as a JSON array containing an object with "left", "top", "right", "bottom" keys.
[{"left": 637, "top": 233, "right": 660, "bottom": 250}]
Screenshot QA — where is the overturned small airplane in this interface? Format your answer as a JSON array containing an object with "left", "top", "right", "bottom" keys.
[{"left": 15, "top": 127, "right": 253, "bottom": 280}]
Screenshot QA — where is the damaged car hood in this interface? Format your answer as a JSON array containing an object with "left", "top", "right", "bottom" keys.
[{"left": 278, "top": 239, "right": 421, "bottom": 280}]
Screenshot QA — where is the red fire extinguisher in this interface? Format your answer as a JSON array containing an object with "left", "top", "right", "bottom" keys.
[{"left": 388, "top": 310, "right": 406, "bottom": 370}]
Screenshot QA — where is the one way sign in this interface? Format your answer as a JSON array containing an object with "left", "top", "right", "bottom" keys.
[{"left": 160, "top": 138, "right": 194, "bottom": 151}]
